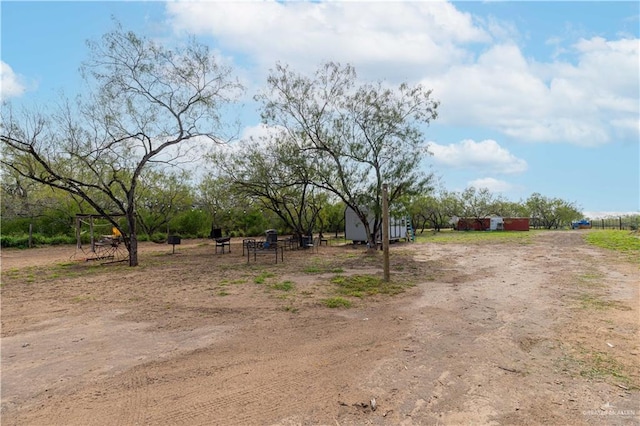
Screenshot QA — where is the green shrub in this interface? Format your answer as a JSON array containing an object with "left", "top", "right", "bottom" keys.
[
  {"left": 0, "top": 233, "right": 75, "bottom": 248},
  {"left": 150, "top": 233, "right": 167, "bottom": 243},
  {"left": 170, "top": 210, "right": 209, "bottom": 238},
  {"left": 0, "top": 234, "right": 29, "bottom": 248},
  {"left": 45, "top": 235, "right": 75, "bottom": 245}
]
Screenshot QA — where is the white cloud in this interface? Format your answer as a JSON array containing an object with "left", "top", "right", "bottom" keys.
[
  {"left": 166, "top": 1, "right": 490, "bottom": 79},
  {"left": 219, "top": 123, "right": 285, "bottom": 155},
  {"left": 428, "top": 139, "right": 527, "bottom": 174},
  {"left": 467, "top": 177, "right": 515, "bottom": 193},
  {"left": 166, "top": 2, "right": 639, "bottom": 147},
  {"left": 0, "top": 61, "right": 26, "bottom": 100},
  {"left": 429, "top": 37, "right": 639, "bottom": 146},
  {"left": 583, "top": 211, "right": 640, "bottom": 219},
  {"left": 239, "top": 123, "right": 280, "bottom": 141}
]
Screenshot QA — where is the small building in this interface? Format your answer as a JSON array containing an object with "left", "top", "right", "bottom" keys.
[
  {"left": 345, "top": 207, "right": 408, "bottom": 243},
  {"left": 455, "top": 217, "right": 529, "bottom": 231}
]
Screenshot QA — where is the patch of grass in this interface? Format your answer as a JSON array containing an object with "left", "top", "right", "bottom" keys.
[
  {"left": 584, "top": 230, "right": 640, "bottom": 263},
  {"left": 3, "top": 262, "right": 106, "bottom": 284},
  {"left": 71, "top": 295, "right": 95, "bottom": 303},
  {"left": 323, "top": 297, "right": 352, "bottom": 308},
  {"left": 558, "top": 346, "right": 638, "bottom": 389},
  {"left": 254, "top": 271, "right": 275, "bottom": 284},
  {"left": 4, "top": 268, "right": 21, "bottom": 277},
  {"left": 303, "top": 259, "right": 345, "bottom": 274},
  {"left": 330, "top": 274, "right": 408, "bottom": 298},
  {"left": 280, "top": 305, "right": 299, "bottom": 313},
  {"left": 271, "top": 280, "right": 294, "bottom": 292},
  {"left": 303, "top": 265, "right": 323, "bottom": 274},
  {"left": 415, "top": 229, "right": 535, "bottom": 245},
  {"left": 575, "top": 271, "right": 604, "bottom": 288},
  {"left": 579, "top": 351, "right": 631, "bottom": 384},
  {"left": 219, "top": 278, "right": 247, "bottom": 287},
  {"left": 579, "top": 294, "right": 631, "bottom": 311},
  {"left": 304, "top": 265, "right": 345, "bottom": 274},
  {"left": 218, "top": 290, "right": 230, "bottom": 296}
]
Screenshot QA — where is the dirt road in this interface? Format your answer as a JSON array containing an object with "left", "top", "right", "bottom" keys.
[{"left": 1, "top": 231, "right": 638, "bottom": 425}]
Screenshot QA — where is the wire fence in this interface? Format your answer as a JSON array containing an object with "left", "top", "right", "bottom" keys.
[{"left": 588, "top": 217, "right": 639, "bottom": 230}]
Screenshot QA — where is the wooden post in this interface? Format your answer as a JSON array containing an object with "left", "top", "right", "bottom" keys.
[
  {"left": 382, "top": 183, "right": 390, "bottom": 282},
  {"left": 28, "top": 222, "right": 33, "bottom": 248}
]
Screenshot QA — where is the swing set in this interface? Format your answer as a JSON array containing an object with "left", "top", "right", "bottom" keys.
[{"left": 75, "top": 214, "right": 129, "bottom": 264}]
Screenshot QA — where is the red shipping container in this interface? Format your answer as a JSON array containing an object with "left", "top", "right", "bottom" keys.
[
  {"left": 503, "top": 218, "right": 530, "bottom": 231},
  {"left": 456, "top": 217, "right": 529, "bottom": 231},
  {"left": 456, "top": 218, "right": 490, "bottom": 231}
]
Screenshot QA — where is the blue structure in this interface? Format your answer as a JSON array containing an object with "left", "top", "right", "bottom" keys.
[{"left": 571, "top": 219, "right": 591, "bottom": 229}]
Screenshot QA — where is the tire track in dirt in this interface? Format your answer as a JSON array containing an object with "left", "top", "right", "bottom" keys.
[
  {"left": 140, "top": 311, "right": 408, "bottom": 425},
  {"left": 6, "top": 305, "right": 411, "bottom": 426},
  {"left": 351, "top": 232, "right": 638, "bottom": 425},
  {"left": 115, "top": 371, "right": 152, "bottom": 426},
  {"left": 4, "top": 233, "right": 637, "bottom": 425}
]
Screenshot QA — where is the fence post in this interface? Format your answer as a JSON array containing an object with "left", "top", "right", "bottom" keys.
[{"left": 382, "top": 183, "right": 390, "bottom": 283}]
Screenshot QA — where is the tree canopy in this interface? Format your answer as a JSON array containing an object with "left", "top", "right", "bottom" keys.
[
  {"left": 1, "top": 24, "right": 243, "bottom": 265},
  {"left": 254, "top": 62, "right": 439, "bottom": 246}
]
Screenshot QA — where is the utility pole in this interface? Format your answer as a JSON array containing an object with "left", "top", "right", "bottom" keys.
[{"left": 382, "top": 183, "right": 390, "bottom": 282}]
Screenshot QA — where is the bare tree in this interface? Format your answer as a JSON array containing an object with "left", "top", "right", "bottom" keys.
[{"left": 1, "top": 24, "right": 243, "bottom": 265}]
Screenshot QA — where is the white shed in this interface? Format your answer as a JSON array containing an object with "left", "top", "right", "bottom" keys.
[
  {"left": 489, "top": 216, "right": 504, "bottom": 231},
  {"left": 344, "top": 207, "right": 407, "bottom": 243}
]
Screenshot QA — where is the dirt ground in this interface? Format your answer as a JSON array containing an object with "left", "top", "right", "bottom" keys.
[{"left": 1, "top": 231, "right": 638, "bottom": 425}]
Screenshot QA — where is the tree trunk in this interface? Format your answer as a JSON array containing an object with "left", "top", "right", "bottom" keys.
[
  {"left": 128, "top": 233, "right": 138, "bottom": 266},
  {"left": 362, "top": 221, "right": 376, "bottom": 252},
  {"left": 127, "top": 211, "right": 139, "bottom": 267}
]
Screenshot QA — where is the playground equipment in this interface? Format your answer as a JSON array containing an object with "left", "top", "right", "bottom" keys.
[{"left": 75, "top": 214, "right": 129, "bottom": 264}]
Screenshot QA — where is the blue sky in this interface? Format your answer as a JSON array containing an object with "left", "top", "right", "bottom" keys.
[{"left": 2, "top": 1, "right": 638, "bottom": 217}]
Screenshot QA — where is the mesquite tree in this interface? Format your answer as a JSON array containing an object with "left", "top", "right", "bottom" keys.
[
  {"left": 1, "top": 25, "right": 242, "bottom": 265},
  {"left": 256, "top": 62, "right": 439, "bottom": 247},
  {"left": 213, "top": 134, "right": 323, "bottom": 242}
]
